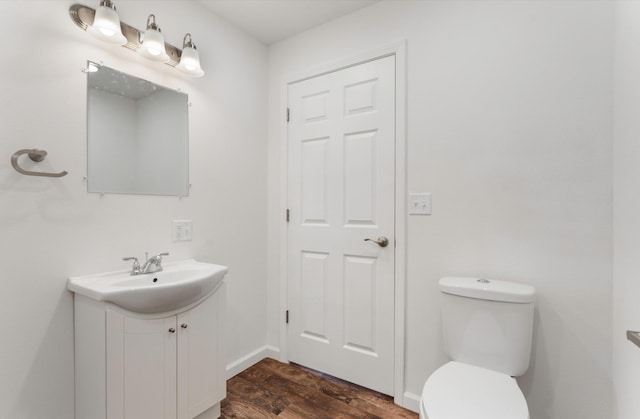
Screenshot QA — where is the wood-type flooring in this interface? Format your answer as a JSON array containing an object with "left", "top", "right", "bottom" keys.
[{"left": 221, "top": 358, "right": 418, "bottom": 419}]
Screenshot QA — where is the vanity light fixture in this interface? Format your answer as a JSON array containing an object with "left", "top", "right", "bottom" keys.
[
  {"left": 69, "top": 2, "right": 205, "bottom": 76},
  {"left": 87, "top": 0, "right": 126, "bottom": 45},
  {"left": 137, "top": 15, "right": 170, "bottom": 63},
  {"left": 176, "top": 34, "right": 205, "bottom": 77}
]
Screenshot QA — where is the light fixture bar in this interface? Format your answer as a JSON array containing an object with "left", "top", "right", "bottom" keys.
[{"left": 69, "top": 4, "right": 182, "bottom": 67}]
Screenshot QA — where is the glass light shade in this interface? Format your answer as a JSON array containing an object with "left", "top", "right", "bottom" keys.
[
  {"left": 88, "top": 5, "right": 127, "bottom": 45},
  {"left": 137, "top": 28, "right": 170, "bottom": 63},
  {"left": 176, "top": 46, "right": 204, "bottom": 77}
]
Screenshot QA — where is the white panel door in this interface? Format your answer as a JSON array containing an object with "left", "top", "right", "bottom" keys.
[{"left": 287, "top": 55, "right": 395, "bottom": 395}]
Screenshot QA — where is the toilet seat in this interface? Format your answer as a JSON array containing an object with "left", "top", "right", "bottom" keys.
[{"left": 420, "top": 361, "right": 529, "bottom": 419}]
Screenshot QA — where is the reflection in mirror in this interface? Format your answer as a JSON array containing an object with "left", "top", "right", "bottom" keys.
[{"left": 87, "top": 62, "right": 189, "bottom": 196}]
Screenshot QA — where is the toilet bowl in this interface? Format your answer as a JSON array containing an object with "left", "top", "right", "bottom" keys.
[
  {"left": 419, "top": 361, "right": 529, "bottom": 419},
  {"left": 419, "top": 277, "right": 535, "bottom": 419}
]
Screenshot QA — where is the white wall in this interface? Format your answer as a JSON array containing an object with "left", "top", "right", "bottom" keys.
[
  {"left": 0, "top": 1, "right": 267, "bottom": 418},
  {"left": 267, "top": 2, "right": 614, "bottom": 418},
  {"left": 613, "top": 2, "right": 640, "bottom": 418}
]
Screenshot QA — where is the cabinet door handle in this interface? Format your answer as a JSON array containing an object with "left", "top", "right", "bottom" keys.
[
  {"left": 169, "top": 328, "right": 176, "bottom": 333},
  {"left": 181, "top": 323, "right": 188, "bottom": 329}
]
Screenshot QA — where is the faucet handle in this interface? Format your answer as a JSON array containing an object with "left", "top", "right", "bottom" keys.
[
  {"left": 146, "top": 252, "right": 169, "bottom": 273},
  {"left": 156, "top": 252, "right": 169, "bottom": 260},
  {"left": 123, "top": 257, "right": 141, "bottom": 274}
]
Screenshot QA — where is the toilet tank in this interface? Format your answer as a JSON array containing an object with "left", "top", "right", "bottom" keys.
[{"left": 439, "top": 277, "right": 536, "bottom": 377}]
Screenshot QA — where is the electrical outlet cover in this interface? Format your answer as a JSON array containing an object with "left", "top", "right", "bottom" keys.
[{"left": 172, "top": 220, "right": 193, "bottom": 241}]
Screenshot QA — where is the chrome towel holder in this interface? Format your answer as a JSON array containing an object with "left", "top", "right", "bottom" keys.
[{"left": 11, "top": 149, "right": 68, "bottom": 178}]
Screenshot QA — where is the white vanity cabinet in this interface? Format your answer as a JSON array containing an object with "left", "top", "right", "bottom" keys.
[{"left": 74, "top": 283, "right": 226, "bottom": 419}]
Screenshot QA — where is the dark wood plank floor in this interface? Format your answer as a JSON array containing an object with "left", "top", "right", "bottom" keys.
[{"left": 221, "top": 358, "right": 418, "bottom": 418}]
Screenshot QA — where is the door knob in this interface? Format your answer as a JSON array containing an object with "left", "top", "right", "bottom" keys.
[
  {"left": 168, "top": 328, "right": 176, "bottom": 333},
  {"left": 364, "top": 236, "right": 389, "bottom": 248}
]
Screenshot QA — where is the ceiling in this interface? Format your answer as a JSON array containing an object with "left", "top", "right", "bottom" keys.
[{"left": 197, "top": 0, "right": 379, "bottom": 45}]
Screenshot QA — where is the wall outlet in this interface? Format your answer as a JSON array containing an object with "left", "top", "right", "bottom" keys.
[
  {"left": 409, "top": 193, "right": 432, "bottom": 215},
  {"left": 172, "top": 220, "right": 193, "bottom": 241}
]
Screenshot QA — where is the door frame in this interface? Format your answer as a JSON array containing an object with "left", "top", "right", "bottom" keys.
[{"left": 278, "top": 40, "right": 408, "bottom": 407}]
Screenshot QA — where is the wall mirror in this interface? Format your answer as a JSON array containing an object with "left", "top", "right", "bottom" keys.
[{"left": 86, "top": 62, "right": 189, "bottom": 196}]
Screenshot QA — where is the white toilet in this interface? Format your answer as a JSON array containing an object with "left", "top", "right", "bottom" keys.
[{"left": 420, "top": 277, "right": 536, "bottom": 419}]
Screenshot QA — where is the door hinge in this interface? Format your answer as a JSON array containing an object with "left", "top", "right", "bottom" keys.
[
  {"left": 286, "top": 107, "right": 290, "bottom": 122},
  {"left": 286, "top": 310, "right": 289, "bottom": 324},
  {"left": 286, "top": 209, "right": 290, "bottom": 222}
]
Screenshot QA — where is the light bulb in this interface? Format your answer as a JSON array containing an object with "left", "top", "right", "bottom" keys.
[{"left": 99, "top": 27, "right": 115, "bottom": 37}]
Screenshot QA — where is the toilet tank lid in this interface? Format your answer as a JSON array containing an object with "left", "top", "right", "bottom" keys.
[{"left": 439, "top": 277, "right": 535, "bottom": 303}]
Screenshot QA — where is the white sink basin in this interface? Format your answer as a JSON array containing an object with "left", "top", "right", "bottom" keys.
[{"left": 68, "top": 259, "right": 228, "bottom": 314}]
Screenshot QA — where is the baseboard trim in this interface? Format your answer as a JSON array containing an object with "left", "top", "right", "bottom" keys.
[
  {"left": 225, "top": 345, "right": 281, "bottom": 379},
  {"left": 401, "top": 391, "right": 421, "bottom": 413}
]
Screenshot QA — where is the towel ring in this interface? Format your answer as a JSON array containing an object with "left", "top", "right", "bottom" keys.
[{"left": 11, "top": 149, "right": 68, "bottom": 178}]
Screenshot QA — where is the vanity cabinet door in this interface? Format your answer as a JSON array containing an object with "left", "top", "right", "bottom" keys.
[
  {"left": 104, "top": 285, "right": 225, "bottom": 419},
  {"left": 106, "top": 312, "right": 178, "bottom": 419},
  {"left": 177, "top": 287, "right": 224, "bottom": 419}
]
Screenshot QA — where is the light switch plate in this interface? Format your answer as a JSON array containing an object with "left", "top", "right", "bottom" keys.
[
  {"left": 409, "top": 193, "right": 432, "bottom": 215},
  {"left": 172, "top": 220, "right": 193, "bottom": 241}
]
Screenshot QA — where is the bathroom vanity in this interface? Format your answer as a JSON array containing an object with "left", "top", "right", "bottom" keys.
[{"left": 69, "top": 260, "right": 227, "bottom": 419}]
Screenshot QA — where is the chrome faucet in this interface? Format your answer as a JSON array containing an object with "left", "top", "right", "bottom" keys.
[
  {"left": 140, "top": 252, "right": 169, "bottom": 274},
  {"left": 123, "top": 252, "right": 169, "bottom": 275}
]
